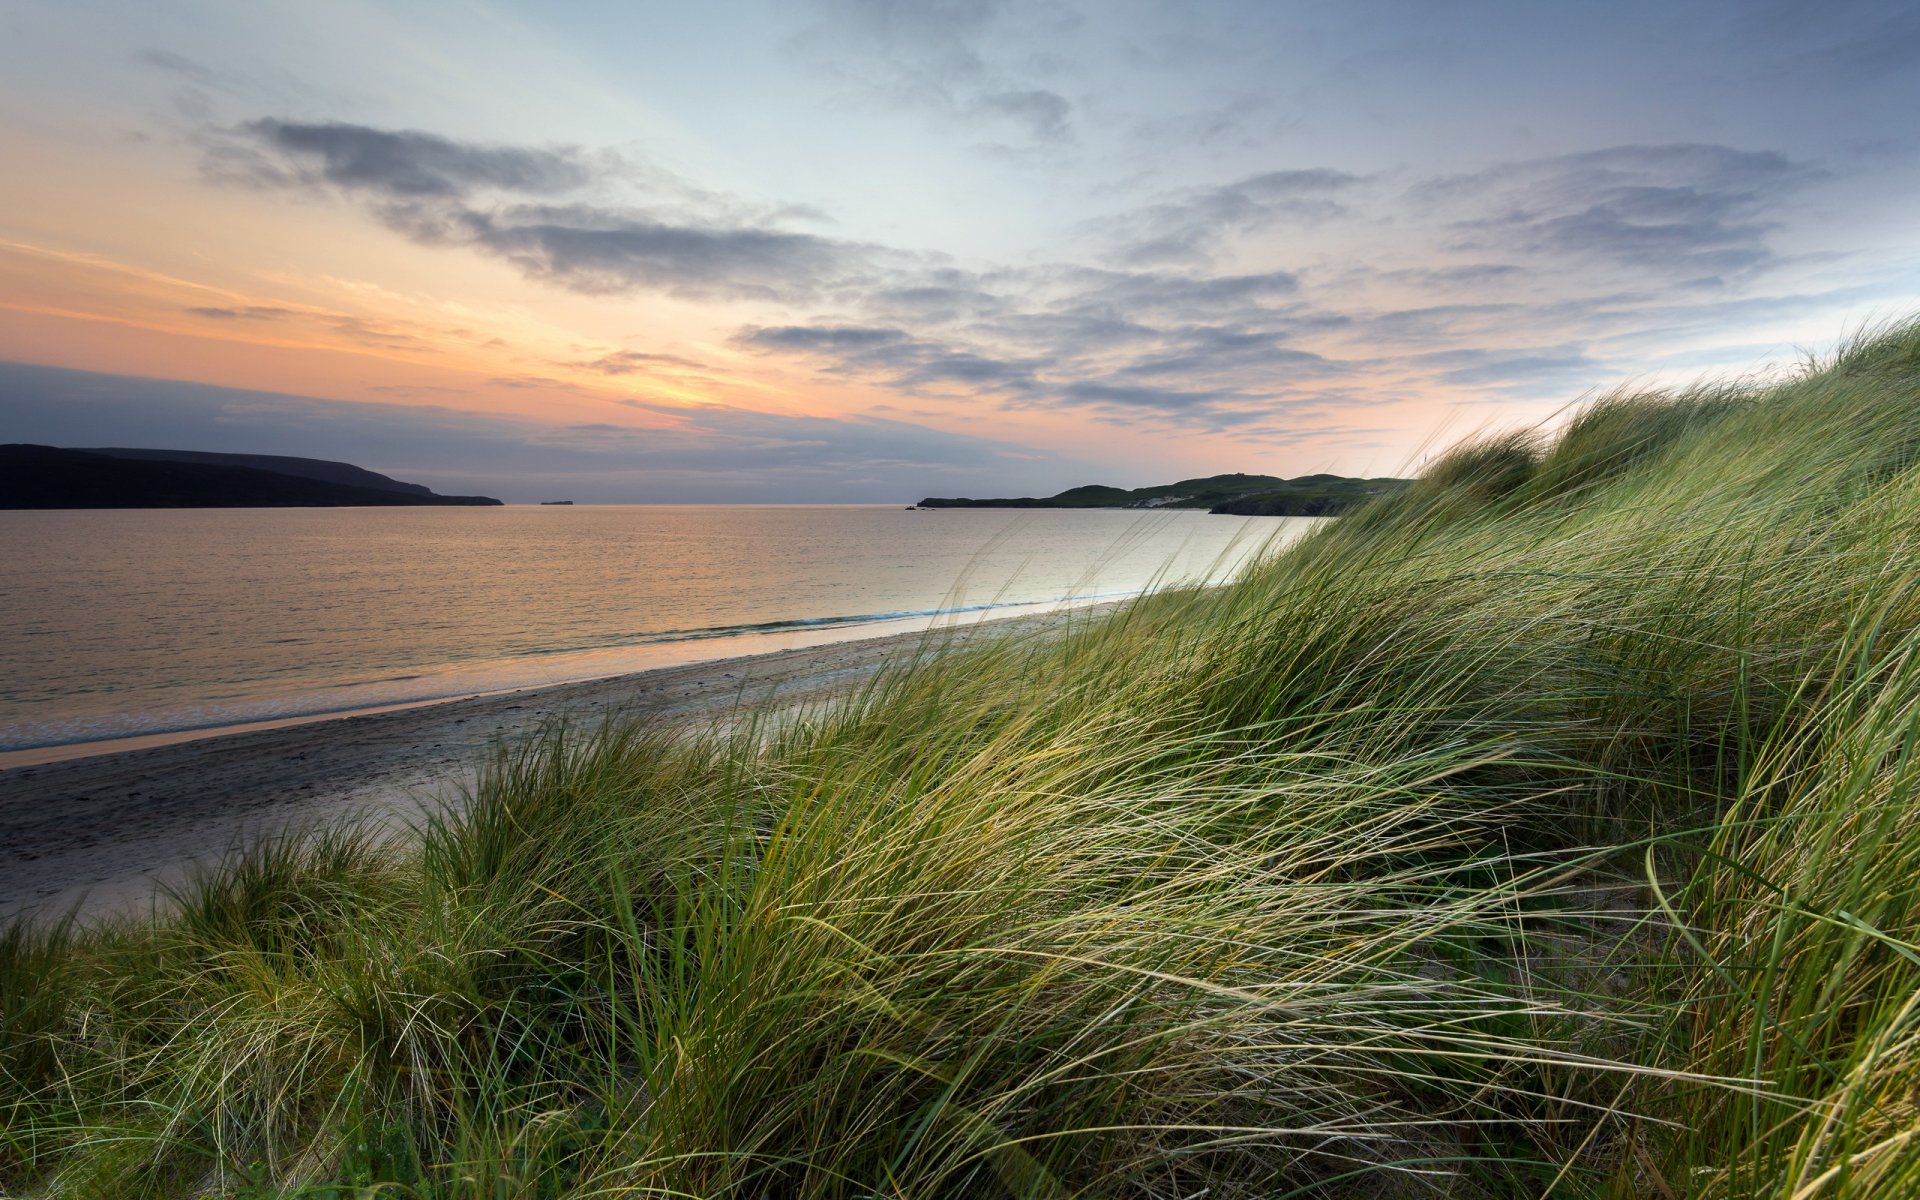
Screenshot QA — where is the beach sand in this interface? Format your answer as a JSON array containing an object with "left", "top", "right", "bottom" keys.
[{"left": 1, "top": 607, "right": 1108, "bottom": 922}]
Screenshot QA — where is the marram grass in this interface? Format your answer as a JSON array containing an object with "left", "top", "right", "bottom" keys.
[{"left": 9, "top": 322, "right": 1920, "bottom": 1196}]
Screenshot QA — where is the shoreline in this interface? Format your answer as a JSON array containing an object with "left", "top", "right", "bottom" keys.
[
  {"left": 0, "top": 592, "right": 1151, "bottom": 771},
  {"left": 0, "top": 602, "right": 1119, "bottom": 922}
]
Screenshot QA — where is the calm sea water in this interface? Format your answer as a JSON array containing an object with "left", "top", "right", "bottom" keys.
[{"left": 0, "top": 506, "right": 1315, "bottom": 754}]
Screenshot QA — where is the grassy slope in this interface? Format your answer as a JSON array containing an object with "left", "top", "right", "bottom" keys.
[{"left": 9, "top": 323, "right": 1920, "bottom": 1196}]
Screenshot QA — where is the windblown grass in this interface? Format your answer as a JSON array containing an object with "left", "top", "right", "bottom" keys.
[{"left": 8, "top": 320, "right": 1920, "bottom": 1196}]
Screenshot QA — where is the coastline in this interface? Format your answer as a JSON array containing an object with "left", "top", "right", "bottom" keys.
[
  {"left": 1, "top": 590, "right": 1166, "bottom": 769},
  {"left": 0, "top": 602, "right": 1119, "bottom": 922}
]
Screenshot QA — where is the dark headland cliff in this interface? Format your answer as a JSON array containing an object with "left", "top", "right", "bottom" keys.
[{"left": 0, "top": 445, "right": 503, "bottom": 508}]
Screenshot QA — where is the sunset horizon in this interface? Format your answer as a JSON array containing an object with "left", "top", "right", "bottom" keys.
[{"left": 6, "top": 2, "right": 1916, "bottom": 501}]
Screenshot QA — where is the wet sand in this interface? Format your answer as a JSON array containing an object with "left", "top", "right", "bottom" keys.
[{"left": 1, "top": 608, "right": 1105, "bottom": 922}]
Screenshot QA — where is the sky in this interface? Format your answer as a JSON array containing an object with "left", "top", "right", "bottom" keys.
[{"left": 1, "top": 1, "right": 1917, "bottom": 502}]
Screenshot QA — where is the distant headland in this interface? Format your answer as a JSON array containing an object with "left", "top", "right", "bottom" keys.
[
  {"left": 918, "top": 472, "right": 1409, "bottom": 516},
  {"left": 0, "top": 445, "right": 503, "bottom": 508}
]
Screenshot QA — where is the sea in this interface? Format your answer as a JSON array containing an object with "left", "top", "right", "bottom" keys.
[{"left": 0, "top": 505, "right": 1318, "bottom": 761}]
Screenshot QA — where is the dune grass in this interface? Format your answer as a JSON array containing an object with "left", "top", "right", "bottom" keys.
[{"left": 8, "top": 321, "right": 1920, "bottom": 1196}]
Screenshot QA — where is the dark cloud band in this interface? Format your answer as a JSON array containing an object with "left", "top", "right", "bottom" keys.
[
  {"left": 240, "top": 119, "right": 593, "bottom": 198},
  {"left": 214, "top": 119, "right": 874, "bottom": 301}
]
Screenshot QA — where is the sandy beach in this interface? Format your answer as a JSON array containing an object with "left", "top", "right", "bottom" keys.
[{"left": 0, "top": 608, "right": 1103, "bottom": 922}]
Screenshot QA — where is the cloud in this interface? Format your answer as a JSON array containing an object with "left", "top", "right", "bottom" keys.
[
  {"left": 1354, "top": 303, "right": 1531, "bottom": 346},
  {"left": 792, "top": 0, "right": 1080, "bottom": 147},
  {"left": 808, "top": 0, "right": 1001, "bottom": 83},
  {"left": 735, "top": 324, "right": 912, "bottom": 353},
  {"left": 574, "top": 350, "right": 707, "bottom": 375},
  {"left": 978, "top": 310, "right": 1157, "bottom": 353},
  {"left": 1379, "top": 264, "right": 1528, "bottom": 289},
  {"left": 1055, "top": 380, "right": 1248, "bottom": 414},
  {"left": 1120, "top": 93, "right": 1277, "bottom": 156},
  {"left": 0, "top": 360, "right": 1065, "bottom": 502},
  {"left": 486, "top": 375, "right": 577, "bottom": 391},
  {"left": 973, "top": 89, "right": 1072, "bottom": 142},
  {"left": 237, "top": 119, "right": 594, "bottom": 198},
  {"left": 1111, "top": 332, "right": 1331, "bottom": 382},
  {"left": 210, "top": 119, "right": 879, "bottom": 301},
  {"left": 1430, "top": 351, "right": 1608, "bottom": 391},
  {"left": 737, "top": 323, "right": 1046, "bottom": 393},
  {"left": 184, "top": 304, "right": 295, "bottom": 320},
  {"left": 134, "top": 49, "right": 241, "bottom": 91},
  {"left": 733, "top": 314, "right": 1332, "bottom": 435},
  {"left": 731, "top": 262, "right": 1345, "bottom": 437},
  {"left": 433, "top": 204, "right": 868, "bottom": 299},
  {"left": 865, "top": 280, "right": 1007, "bottom": 322},
  {"left": 1103, "top": 168, "right": 1364, "bottom": 266},
  {"left": 179, "top": 303, "right": 427, "bottom": 350},
  {"left": 896, "top": 351, "right": 1040, "bottom": 389},
  {"left": 1422, "top": 143, "right": 1821, "bottom": 277},
  {"left": 1062, "top": 268, "right": 1305, "bottom": 315}
]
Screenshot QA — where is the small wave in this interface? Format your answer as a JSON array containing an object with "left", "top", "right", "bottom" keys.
[
  {"left": 610, "top": 589, "right": 1148, "bottom": 647},
  {"left": 616, "top": 599, "right": 1076, "bottom": 645}
]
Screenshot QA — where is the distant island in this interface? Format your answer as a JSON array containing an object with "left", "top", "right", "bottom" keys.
[
  {"left": 0, "top": 445, "right": 503, "bottom": 508},
  {"left": 918, "top": 472, "right": 1409, "bottom": 516}
]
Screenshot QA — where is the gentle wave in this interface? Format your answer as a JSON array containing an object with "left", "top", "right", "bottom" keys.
[{"left": 596, "top": 590, "right": 1149, "bottom": 648}]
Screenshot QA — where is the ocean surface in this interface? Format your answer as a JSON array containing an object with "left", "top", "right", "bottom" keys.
[{"left": 0, "top": 505, "right": 1316, "bottom": 755}]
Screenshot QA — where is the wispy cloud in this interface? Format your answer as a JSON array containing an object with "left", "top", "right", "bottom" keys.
[
  {"left": 134, "top": 49, "right": 245, "bottom": 92},
  {"left": 419, "top": 203, "right": 870, "bottom": 300},
  {"left": 179, "top": 302, "right": 428, "bottom": 350},
  {"left": 233, "top": 119, "right": 595, "bottom": 197},
  {"left": 791, "top": 0, "right": 1081, "bottom": 147},
  {"left": 206, "top": 119, "right": 881, "bottom": 301},
  {"left": 1419, "top": 144, "right": 1822, "bottom": 278},
  {"left": 733, "top": 311, "right": 1329, "bottom": 434},
  {"left": 1099, "top": 168, "right": 1365, "bottom": 266},
  {"left": 972, "top": 89, "right": 1073, "bottom": 142},
  {"left": 573, "top": 350, "right": 707, "bottom": 375}
]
